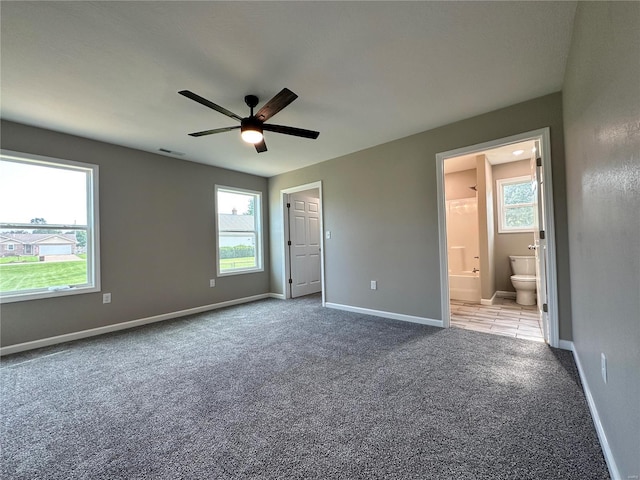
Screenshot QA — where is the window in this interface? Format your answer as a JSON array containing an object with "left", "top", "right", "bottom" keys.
[
  {"left": 0, "top": 150, "right": 100, "bottom": 302},
  {"left": 215, "top": 186, "right": 262, "bottom": 276},
  {"left": 496, "top": 176, "right": 535, "bottom": 233}
]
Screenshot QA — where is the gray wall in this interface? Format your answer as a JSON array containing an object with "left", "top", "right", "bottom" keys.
[
  {"left": 477, "top": 155, "right": 496, "bottom": 300},
  {"left": 1, "top": 121, "right": 270, "bottom": 347},
  {"left": 492, "top": 159, "right": 535, "bottom": 292},
  {"left": 269, "top": 92, "right": 573, "bottom": 339},
  {"left": 563, "top": 2, "right": 640, "bottom": 477}
]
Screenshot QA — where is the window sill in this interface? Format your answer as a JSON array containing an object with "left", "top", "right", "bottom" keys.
[
  {"left": 0, "top": 285, "right": 100, "bottom": 304},
  {"left": 497, "top": 228, "right": 534, "bottom": 234}
]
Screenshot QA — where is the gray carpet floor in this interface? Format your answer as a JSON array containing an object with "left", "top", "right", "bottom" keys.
[{"left": 1, "top": 295, "right": 609, "bottom": 479}]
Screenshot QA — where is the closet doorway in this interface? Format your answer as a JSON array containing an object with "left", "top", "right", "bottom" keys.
[{"left": 280, "top": 182, "right": 325, "bottom": 302}]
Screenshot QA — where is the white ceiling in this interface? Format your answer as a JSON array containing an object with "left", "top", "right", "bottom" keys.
[
  {"left": 444, "top": 140, "right": 536, "bottom": 174},
  {"left": 0, "top": 1, "right": 577, "bottom": 178}
]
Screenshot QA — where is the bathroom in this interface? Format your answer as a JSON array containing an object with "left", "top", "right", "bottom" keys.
[{"left": 443, "top": 141, "right": 543, "bottom": 342}]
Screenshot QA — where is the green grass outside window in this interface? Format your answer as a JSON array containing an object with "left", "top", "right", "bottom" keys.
[{"left": 0, "top": 260, "right": 87, "bottom": 292}]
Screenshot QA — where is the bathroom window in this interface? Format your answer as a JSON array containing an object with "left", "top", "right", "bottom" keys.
[
  {"left": 215, "top": 186, "right": 263, "bottom": 276},
  {"left": 496, "top": 176, "right": 535, "bottom": 233}
]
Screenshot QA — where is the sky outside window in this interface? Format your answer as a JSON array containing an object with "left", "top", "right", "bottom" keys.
[
  {"left": 0, "top": 159, "right": 87, "bottom": 225},
  {"left": 217, "top": 190, "right": 254, "bottom": 215}
]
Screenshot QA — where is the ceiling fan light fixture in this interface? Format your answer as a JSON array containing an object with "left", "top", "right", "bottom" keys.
[{"left": 241, "top": 117, "right": 263, "bottom": 144}]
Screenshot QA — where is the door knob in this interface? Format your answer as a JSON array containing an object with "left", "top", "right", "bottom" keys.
[{"left": 528, "top": 244, "right": 537, "bottom": 250}]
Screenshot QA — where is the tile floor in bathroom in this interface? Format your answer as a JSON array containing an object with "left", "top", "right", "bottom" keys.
[{"left": 450, "top": 297, "right": 544, "bottom": 343}]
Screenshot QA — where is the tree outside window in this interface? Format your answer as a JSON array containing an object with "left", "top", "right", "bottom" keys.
[{"left": 497, "top": 176, "right": 535, "bottom": 233}]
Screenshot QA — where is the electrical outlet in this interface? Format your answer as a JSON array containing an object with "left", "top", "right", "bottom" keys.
[
  {"left": 209, "top": 279, "right": 216, "bottom": 288},
  {"left": 370, "top": 280, "right": 377, "bottom": 290},
  {"left": 326, "top": 231, "right": 331, "bottom": 239},
  {"left": 601, "top": 353, "right": 607, "bottom": 383},
  {"left": 103, "top": 293, "right": 111, "bottom": 304}
]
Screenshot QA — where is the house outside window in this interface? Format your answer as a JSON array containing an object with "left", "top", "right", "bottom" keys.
[
  {"left": 0, "top": 150, "right": 100, "bottom": 303},
  {"left": 496, "top": 176, "right": 535, "bottom": 233},
  {"left": 215, "top": 186, "right": 262, "bottom": 276}
]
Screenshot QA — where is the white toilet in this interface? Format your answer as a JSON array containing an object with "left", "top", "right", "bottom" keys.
[{"left": 509, "top": 255, "right": 537, "bottom": 306}]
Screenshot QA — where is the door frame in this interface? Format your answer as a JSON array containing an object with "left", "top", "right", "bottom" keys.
[
  {"left": 280, "top": 181, "right": 326, "bottom": 305},
  {"left": 435, "top": 127, "right": 560, "bottom": 347}
]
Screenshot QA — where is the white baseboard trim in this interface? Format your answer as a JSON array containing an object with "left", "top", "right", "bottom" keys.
[
  {"left": 0, "top": 293, "right": 272, "bottom": 357},
  {"left": 325, "top": 302, "right": 443, "bottom": 328},
  {"left": 268, "top": 293, "right": 286, "bottom": 300},
  {"left": 566, "top": 341, "right": 621, "bottom": 480},
  {"left": 557, "top": 339, "right": 574, "bottom": 351},
  {"left": 480, "top": 292, "right": 497, "bottom": 306},
  {"left": 496, "top": 290, "right": 516, "bottom": 299}
]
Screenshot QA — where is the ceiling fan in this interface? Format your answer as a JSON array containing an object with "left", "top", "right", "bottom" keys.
[{"left": 178, "top": 88, "right": 319, "bottom": 153}]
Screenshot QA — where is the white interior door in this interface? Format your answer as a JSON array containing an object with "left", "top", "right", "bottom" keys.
[
  {"left": 530, "top": 142, "right": 549, "bottom": 342},
  {"left": 289, "top": 193, "right": 322, "bottom": 298}
]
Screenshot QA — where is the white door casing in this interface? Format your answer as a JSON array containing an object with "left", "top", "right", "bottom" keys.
[{"left": 288, "top": 192, "right": 322, "bottom": 298}]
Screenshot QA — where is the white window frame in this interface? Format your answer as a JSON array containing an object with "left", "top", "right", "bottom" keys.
[
  {"left": 496, "top": 175, "right": 535, "bottom": 233},
  {"left": 215, "top": 185, "right": 263, "bottom": 277},
  {"left": 7, "top": 244, "right": 15, "bottom": 251},
  {"left": 0, "top": 150, "right": 100, "bottom": 303}
]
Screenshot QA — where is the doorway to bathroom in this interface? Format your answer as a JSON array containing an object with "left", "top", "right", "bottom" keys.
[{"left": 436, "top": 128, "right": 559, "bottom": 347}]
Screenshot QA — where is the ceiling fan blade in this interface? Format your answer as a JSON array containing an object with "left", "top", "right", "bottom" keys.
[
  {"left": 188, "top": 125, "right": 240, "bottom": 137},
  {"left": 254, "top": 88, "right": 298, "bottom": 122},
  {"left": 179, "top": 90, "right": 243, "bottom": 121},
  {"left": 254, "top": 139, "right": 268, "bottom": 153},
  {"left": 263, "top": 124, "right": 320, "bottom": 139}
]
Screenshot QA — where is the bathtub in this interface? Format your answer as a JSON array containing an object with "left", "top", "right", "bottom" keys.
[{"left": 449, "top": 272, "right": 481, "bottom": 302}]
